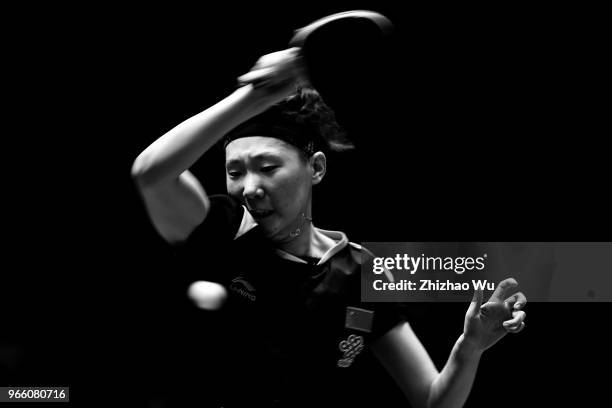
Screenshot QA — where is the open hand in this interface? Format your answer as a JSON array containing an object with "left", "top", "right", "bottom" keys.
[{"left": 463, "top": 278, "right": 527, "bottom": 352}]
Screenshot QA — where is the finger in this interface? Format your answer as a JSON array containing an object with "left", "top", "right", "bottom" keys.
[
  {"left": 489, "top": 277, "right": 518, "bottom": 304},
  {"left": 467, "top": 288, "right": 483, "bottom": 317},
  {"left": 505, "top": 291, "right": 527, "bottom": 310},
  {"left": 502, "top": 310, "right": 526, "bottom": 328},
  {"left": 237, "top": 67, "right": 276, "bottom": 85},
  {"left": 287, "top": 46, "right": 301, "bottom": 56},
  {"left": 506, "top": 321, "right": 525, "bottom": 333},
  {"left": 251, "top": 48, "right": 302, "bottom": 75},
  {"left": 256, "top": 47, "right": 301, "bottom": 66}
]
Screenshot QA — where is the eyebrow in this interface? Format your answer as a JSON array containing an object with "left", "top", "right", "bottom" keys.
[{"left": 225, "top": 153, "right": 281, "bottom": 167}]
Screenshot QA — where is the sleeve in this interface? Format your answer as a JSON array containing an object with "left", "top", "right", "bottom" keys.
[
  {"left": 185, "top": 194, "right": 245, "bottom": 245},
  {"left": 364, "top": 301, "right": 406, "bottom": 340},
  {"left": 363, "top": 301, "right": 434, "bottom": 339},
  {"left": 173, "top": 194, "right": 245, "bottom": 284},
  {"left": 335, "top": 243, "right": 408, "bottom": 340},
  {"left": 356, "top": 244, "right": 407, "bottom": 340}
]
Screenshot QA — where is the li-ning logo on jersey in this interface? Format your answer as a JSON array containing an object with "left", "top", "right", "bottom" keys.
[
  {"left": 337, "top": 334, "right": 364, "bottom": 368},
  {"left": 229, "top": 277, "right": 256, "bottom": 301}
]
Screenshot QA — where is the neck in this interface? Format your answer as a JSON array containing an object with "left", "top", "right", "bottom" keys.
[
  {"left": 277, "top": 213, "right": 314, "bottom": 256},
  {"left": 278, "top": 219, "right": 337, "bottom": 259}
]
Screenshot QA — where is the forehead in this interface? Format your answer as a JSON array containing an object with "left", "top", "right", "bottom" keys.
[{"left": 225, "top": 136, "right": 299, "bottom": 162}]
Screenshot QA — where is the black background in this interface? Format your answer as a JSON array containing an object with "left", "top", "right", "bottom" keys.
[{"left": 3, "top": 2, "right": 610, "bottom": 406}]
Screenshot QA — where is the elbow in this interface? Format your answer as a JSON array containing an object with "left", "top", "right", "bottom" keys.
[
  {"left": 131, "top": 153, "right": 157, "bottom": 189},
  {"left": 130, "top": 156, "right": 144, "bottom": 183}
]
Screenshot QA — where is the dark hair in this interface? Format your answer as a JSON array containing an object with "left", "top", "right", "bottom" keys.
[{"left": 223, "top": 86, "right": 354, "bottom": 156}]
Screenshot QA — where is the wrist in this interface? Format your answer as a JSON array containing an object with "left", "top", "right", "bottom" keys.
[{"left": 456, "top": 334, "right": 484, "bottom": 361}]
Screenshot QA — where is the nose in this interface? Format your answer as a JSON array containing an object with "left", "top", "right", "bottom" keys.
[{"left": 242, "top": 174, "right": 265, "bottom": 200}]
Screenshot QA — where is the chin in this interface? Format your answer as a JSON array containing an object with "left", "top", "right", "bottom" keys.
[
  {"left": 263, "top": 224, "right": 294, "bottom": 243},
  {"left": 258, "top": 221, "right": 282, "bottom": 239}
]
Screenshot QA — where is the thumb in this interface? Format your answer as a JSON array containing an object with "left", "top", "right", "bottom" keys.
[
  {"left": 466, "top": 288, "right": 483, "bottom": 317},
  {"left": 237, "top": 67, "right": 275, "bottom": 87}
]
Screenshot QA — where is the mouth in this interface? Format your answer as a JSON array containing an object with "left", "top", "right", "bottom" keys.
[{"left": 248, "top": 208, "right": 274, "bottom": 219}]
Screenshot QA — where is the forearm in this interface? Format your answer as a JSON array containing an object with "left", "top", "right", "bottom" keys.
[
  {"left": 427, "top": 334, "right": 483, "bottom": 408},
  {"left": 132, "top": 84, "right": 264, "bottom": 187}
]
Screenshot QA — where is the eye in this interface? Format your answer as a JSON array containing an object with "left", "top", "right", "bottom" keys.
[
  {"left": 261, "top": 165, "right": 279, "bottom": 173},
  {"left": 227, "top": 170, "right": 242, "bottom": 178}
]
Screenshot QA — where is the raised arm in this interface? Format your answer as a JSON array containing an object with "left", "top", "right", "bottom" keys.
[{"left": 131, "top": 48, "right": 304, "bottom": 243}]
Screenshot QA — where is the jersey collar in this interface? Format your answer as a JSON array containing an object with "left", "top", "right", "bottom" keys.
[{"left": 236, "top": 206, "right": 349, "bottom": 265}]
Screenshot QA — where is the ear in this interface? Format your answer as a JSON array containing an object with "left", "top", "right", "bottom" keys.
[{"left": 310, "top": 151, "right": 327, "bottom": 185}]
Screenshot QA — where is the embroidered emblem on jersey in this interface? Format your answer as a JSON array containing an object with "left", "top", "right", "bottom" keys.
[
  {"left": 337, "top": 334, "right": 364, "bottom": 368},
  {"left": 345, "top": 307, "right": 374, "bottom": 333},
  {"left": 229, "top": 276, "right": 256, "bottom": 301}
]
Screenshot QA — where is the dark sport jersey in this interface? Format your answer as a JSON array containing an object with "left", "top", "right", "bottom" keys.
[{"left": 176, "top": 194, "right": 408, "bottom": 407}]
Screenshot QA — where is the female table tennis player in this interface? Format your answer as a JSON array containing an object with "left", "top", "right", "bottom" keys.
[{"left": 131, "top": 14, "right": 526, "bottom": 407}]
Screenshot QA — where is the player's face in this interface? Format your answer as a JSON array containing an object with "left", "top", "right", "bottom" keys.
[{"left": 225, "top": 136, "right": 314, "bottom": 241}]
